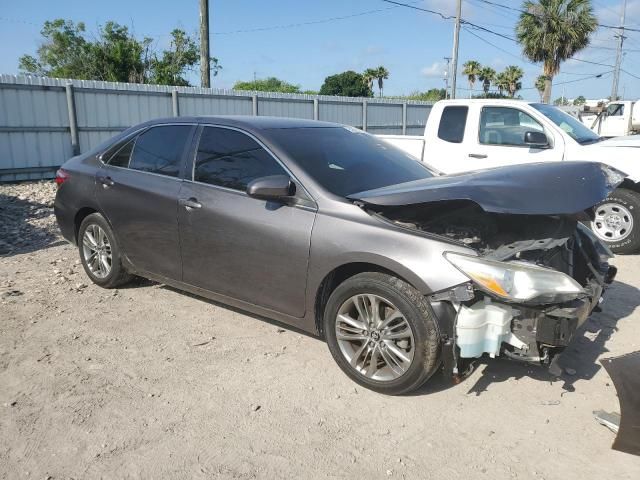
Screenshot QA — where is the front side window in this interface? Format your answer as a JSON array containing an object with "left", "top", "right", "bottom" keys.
[
  {"left": 607, "top": 103, "right": 624, "bottom": 116},
  {"left": 129, "top": 125, "right": 192, "bottom": 177},
  {"left": 437, "top": 106, "right": 468, "bottom": 143},
  {"left": 194, "top": 127, "right": 286, "bottom": 191},
  {"left": 479, "top": 107, "right": 544, "bottom": 146}
]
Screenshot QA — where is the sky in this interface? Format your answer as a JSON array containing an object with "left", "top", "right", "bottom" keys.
[{"left": 1, "top": 0, "right": 639, "bottom": 101}]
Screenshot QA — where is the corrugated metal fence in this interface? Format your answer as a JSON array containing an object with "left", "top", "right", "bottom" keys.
[{"left": 0, "top": 75, "right": 434, "bottom": 182}]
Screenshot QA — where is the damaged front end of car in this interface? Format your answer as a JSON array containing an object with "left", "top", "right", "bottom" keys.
[{"left": 350, "top": 162, "right": 624, "bottom": 379}]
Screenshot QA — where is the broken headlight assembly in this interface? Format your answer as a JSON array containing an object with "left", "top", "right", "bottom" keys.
[{"left": 444, "top": 252, "right": 584, "bottom": 304}]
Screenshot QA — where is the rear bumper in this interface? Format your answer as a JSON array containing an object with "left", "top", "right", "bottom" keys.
[{"left": 54, "top": 190, "right": 76, "bottom": 245}]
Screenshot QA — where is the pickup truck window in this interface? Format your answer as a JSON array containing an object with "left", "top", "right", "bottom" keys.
[
  {"left": 607, "top": 103, "right": 624, "bottom": 116},
  {"left": 479, "top": 107, "right": 544, "bottom": 147},
  {"left": 437, "top": 106, "right": 468, "bottom": 143},
  {"left": 531, "top": 103, "right": 601, "bottom": 144}
]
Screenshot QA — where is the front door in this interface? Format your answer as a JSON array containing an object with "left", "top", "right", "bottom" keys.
[
  {"left": 178, "top": 126, "right": 316, "bottom": 318},
  {"left": 461, "top": 106, "right": 564, "bottom": 172},
  {"left": 96, "top": 124, "right": 194, "bottom": 280}
]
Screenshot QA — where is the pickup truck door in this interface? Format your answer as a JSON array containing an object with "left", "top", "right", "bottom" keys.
[
  {"left": 429, "top": 104, "right": 564, "bottom": 174},
  {"left": 600, "top": 103, "right": 628, "bottom": 137}
]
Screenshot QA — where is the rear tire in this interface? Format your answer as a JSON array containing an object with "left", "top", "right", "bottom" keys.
[
  {"left": 78, "top": 213, "right": 132, "bottom": 288},
  {"left": 323, "top": 272, "right": 440, "bottom": 395},
  {"left": 591, "top": 188, "right": 640, "bottom": 254}
]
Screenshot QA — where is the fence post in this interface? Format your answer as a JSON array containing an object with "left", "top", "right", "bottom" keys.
[
  {"left": 402, "top": 102, "right": 407, "bottom": 135},
  {"left": 252, "top": 95, "right": 258, "bottom": 116},
  {"left": 65, "top": 82, "right": 80, "bottom": 155},
  {"left": 362, "top": 100, "right": 367, "bottom": 132},
  {"left": 313, "top": 99, "right": 319, "bottom": 120},
  {"left": 172, "top": 89, "right": 180, "bottom": 117}
]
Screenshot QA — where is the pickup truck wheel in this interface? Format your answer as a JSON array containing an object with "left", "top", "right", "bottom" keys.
[
  {"left": 323, "top": 272, "right": 440, "bottom": 395},
  {"left": 591, "top": 188, "right": 640, "bottom": 254}
]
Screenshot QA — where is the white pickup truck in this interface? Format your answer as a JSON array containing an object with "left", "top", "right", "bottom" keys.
[{"left": 380, "top": 99, "right": 640, "bottom": 254}]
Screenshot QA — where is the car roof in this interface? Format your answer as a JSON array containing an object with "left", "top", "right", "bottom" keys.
[{"left": 137, "top": 115, "right": 341, "bottom": 130}]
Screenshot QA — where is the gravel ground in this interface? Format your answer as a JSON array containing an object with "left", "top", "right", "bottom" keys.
[{"left": 1, "top": 181, "right": 639, "bottom": 479}]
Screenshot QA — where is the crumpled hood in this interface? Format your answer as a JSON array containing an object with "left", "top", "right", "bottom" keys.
[{"left": 349, "top": 161, "right": 625, "bottom": 215}]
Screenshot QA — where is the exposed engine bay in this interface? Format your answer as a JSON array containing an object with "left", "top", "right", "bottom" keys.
[{"left": 371, "top": 199, "right": 617, "bottom": 375}]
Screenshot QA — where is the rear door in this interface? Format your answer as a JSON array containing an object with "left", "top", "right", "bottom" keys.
[
  {"left": 423, "top": 105, "right": 470, "bottom": 173},
  {"left": 177, "top": 126, "right": 316, "bottom": 318},
  {"left": 96, "top": 124, "right": 195, "bottom": 280}
]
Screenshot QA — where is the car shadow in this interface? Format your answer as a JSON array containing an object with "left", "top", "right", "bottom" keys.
[
  {"left": 0, "top": 192, "right": 65, "bottom": 257},
  {"left": 123, "top": 277, "right": 639, "bottom": 397}
]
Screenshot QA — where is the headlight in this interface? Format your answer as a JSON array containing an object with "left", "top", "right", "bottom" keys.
[{"left": 444, "top": 252, "right": 584, "bottom": 303}]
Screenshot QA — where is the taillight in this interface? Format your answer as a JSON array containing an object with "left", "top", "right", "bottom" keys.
[{"left": 55, "top": 168, "right": 70, "bottom": 188}]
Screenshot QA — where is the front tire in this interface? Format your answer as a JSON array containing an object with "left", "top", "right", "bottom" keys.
[
  {"left": 323, "top": 272, "right": 440, "bottom": 395},
  {"left": 591, "top": 188, "right": 640, "bottom": 254},
  {"left": 78, "top": 213, "right": 132, "bottom": 288}
]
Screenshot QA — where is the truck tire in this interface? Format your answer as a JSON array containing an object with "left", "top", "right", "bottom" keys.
[{"left": 591, "top": 188, "right": 640, "bottom": 254}]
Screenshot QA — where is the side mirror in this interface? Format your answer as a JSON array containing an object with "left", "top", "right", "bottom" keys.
[
  {"left": 246, "top": 175, "right": 295, "bottom": 200},
  {"left": 524, "top": 130, "right": 549, "bottom": 148}
]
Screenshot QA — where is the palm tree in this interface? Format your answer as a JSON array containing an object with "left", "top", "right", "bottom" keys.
[
  {"left": 478, "top": 67, "right": 496, "bottom": 97},
  {"left": 503, "top": 65, "right": 524, "bottom": 98},
  {"left": 462, "top": 60, "right": 481, "bottom": 98},
  {"left": 516, "top": 0, "right": 597, "bottom": 104},
  {"left": 535, "top": 75, "right": 548, "bottom": 101},
  {"left": 495, "top": 72, "right": 509, "bottom": 97},
  {"left": 363, "top": 68, "right": 378, "bottom": 95},
  {"left": 375, "top": 66, "right": 389, "bottom": 97}
]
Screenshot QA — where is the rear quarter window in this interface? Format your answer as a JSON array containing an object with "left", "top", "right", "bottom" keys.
[{"left": 437, "top": 106, "right": 468, "bottom": 143}]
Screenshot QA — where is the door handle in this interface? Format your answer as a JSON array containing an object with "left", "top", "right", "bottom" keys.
[
  {"left": 468, "top": 153, "right": 488, "bottom": 159},
  {"left": 179, "top": 197, "right": 202, "bottom": 210},
  {"left": 97, "top": 176, "right": 115, "bottom": 188}
]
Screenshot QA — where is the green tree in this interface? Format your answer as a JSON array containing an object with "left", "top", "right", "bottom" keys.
[
  {"left": 554, "top": 96, "right": 570, "bottom": 106},
  {"left": 234, "top": 77, "right": 301, "bottom": 93},
  {"left": 516, "top": 0, "right": 597, "bottom": 104},
  {"left": 375, "top": 66, "right": 389, "bottom": 97},
  {"left": 462, "top": 60, "right": 481, "bottom": 98},
  {"left": 19, "top": 18, "right": 215, "bottom": 87},
  {"left": 535, "top": 75, "right": 549, "bottom": 101},
  {"left": 404, "top": 88, "right": 447, "bottom": 101},
  {"left": 573, "top": 95, "right": 586, "bottom": 105},
  {"left": 149, "top": 29, "right": 199, "bottom": 86},
  {"left": 19, "top": 19, "right": 92, "bottom": 79},
  {"left": 495, "top": 72, "right": 509, "bottom": 97},
  {"left": 503, "top": 65, "right": 524, "bottom": 97},
  {"left": 319, "top": 71, "right": 372, "bottom": 97},
  {"left": 363, "top": 68, "right": 378, "bottom": 93},
  {"left": 478, "top": 66, "right": 496, "bottom": 96}
]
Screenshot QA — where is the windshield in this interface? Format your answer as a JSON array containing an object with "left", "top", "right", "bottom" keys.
[
  {"left": 267, "top": 127, "right": 434, "bottom": 197},
  {"left": 531, "top": 103, "right": 602, "bottom": 145}
]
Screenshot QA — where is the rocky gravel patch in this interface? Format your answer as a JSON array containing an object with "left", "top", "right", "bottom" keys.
[{"left": 0, "top": 181, "right": 61, "bottom": 255}]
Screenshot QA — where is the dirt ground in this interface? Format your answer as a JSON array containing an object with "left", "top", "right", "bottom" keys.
[{"left": 1, "top": 182, "right": 639, "bottom": 479}]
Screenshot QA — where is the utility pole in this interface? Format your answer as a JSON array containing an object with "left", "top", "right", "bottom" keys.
[
  {"left": 200, "top": 0, "right": 211, "bottom": 88},
  {"left": 443, "top": 57, "right": 451, "bottom": 99},
  {"left": 611, "top": 0, "right": 627, "bottom": 101},
  {"left": 450, "top": 0, "right": 462, "bottom": 99}
]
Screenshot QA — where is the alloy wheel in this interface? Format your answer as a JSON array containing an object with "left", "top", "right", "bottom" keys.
[
  {"left": 82, "top": 224, "right": 112, "bottom": 279},
  {"left": 335, "top": 294, "right": 415, "bottom": 381}
]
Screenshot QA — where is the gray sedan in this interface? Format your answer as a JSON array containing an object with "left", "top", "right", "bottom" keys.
[{"left": 54, "top": 116, "right": 619, "bottom": 395}]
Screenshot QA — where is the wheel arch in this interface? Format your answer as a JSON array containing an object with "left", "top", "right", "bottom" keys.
[
  {"left": 619, "top": 179, "right": 640, "bottom": 194},
  {"left": 313, "top": 261, "right": 425, "bottom": 337}
]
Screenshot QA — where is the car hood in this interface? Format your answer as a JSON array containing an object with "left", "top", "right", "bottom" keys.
[{"left": 348, "top": 161, "right": 625, "bottom": 215}]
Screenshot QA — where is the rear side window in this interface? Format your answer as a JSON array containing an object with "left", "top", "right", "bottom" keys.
[
  {"left": 129, "top": 125, "right": 192, "bottom": 177},
  {"left": 107, "top": 138, "right": 134, "bottom": 168},
  {"left": 194, "top": 127, "right": 286, "bottom": 191},
  {"left": 437, "top": 106, "right": 468, "bottom": 143}
]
